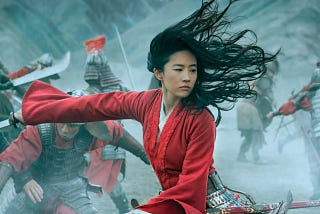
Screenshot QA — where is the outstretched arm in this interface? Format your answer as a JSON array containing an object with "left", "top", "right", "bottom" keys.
[
  {"left": 18, "top": 80, "right": 151, "bottom": 125},
  {"left": 267, "top": 96, "right": 312, "bottom": 119}
]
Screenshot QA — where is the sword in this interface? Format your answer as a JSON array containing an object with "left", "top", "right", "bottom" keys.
[
  {"left": 0, "top": 119, "right": 10, "bottom": 129},
  {"left": 11, "top": 51, "right": 70, "bottom": 87},
  {"left": 0, "top": 111, "right": 22, "bottom": 129}
]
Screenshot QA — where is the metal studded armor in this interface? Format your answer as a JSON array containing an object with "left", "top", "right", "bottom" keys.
[
  {"left": 6, "top": 123, "right": 98, "bottom": 214},
  {"left": 30, "top": 123, "right": 91, "bottom": 183}
]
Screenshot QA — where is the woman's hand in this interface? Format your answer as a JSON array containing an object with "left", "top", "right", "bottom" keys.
[{"left": 9, "top": 110, "right": 25, "bottom": 127}]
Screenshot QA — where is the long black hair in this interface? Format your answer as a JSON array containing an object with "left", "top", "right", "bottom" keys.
[{"left": 147, "top": 0, "right": 278, "bottom": 125}]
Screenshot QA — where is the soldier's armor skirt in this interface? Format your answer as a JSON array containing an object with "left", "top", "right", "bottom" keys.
[
  {"left": 5, "top": 177, "right": 97, "bottom": 214},
  {"left": 102, "top": 145, "right": 126, "bottom": 160},
  {"left": 84, "top": 63, "right": 123, "bottom": 88}
]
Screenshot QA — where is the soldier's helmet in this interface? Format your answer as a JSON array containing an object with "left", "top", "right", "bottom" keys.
[{"left": 83, "top": 35, "right": 122, "bottom": 88}]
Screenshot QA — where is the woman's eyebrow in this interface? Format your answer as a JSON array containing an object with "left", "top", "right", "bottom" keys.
[{"left": 172, "top": 63, "right": 197, "bottom": 67}]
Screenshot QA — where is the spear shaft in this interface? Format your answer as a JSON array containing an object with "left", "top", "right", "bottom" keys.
[{"left": 113, "top": 24, "right": 136, "bottom": 90}]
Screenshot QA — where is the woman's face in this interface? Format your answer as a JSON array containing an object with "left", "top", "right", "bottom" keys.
[
  {"left": 155, "top": 50, "right": 197, "bottom": 102},
  {"left": 56, "top": 123, "right": 80, "bottom": 142}
]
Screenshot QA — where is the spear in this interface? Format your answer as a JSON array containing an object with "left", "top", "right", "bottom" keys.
[{"left": 113, "top": 23, "right": 136, "bottom": 90}]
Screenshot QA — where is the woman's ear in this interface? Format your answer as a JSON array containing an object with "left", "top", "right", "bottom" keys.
[{"left": 154, "top": 68, "right": 163, "bottom": 81}]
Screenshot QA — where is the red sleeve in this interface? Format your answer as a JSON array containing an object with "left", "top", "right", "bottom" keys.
[
  {"left": 0, "top": 126, "right": 41, "bottom": 172},
  {"left": 7, "top": 67, "right": 30, "bottom": 79},
  {"left": 278, "top": 100, "right": 298, "bottom": 115},
  {"left": 22, "top": 80, "right": 156, "bottom": 125},
  {"left": 278, "top": 97, "right": 311, "bottom": 115}
]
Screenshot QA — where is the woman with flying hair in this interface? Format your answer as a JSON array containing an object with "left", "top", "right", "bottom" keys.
[{"left": 5, "top": 0, "right": 277, "bottom": 213}]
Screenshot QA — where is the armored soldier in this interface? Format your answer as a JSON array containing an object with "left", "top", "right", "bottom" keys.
[
  {"left": 0, "top": 53, "right": 56, "bottom": 112},
  {"left": 0, "top": 54, "right": 56, "bottom": 153},
  {"left": 0, "top": 121, "right": 105, "bottom": 213},
  {"left": 0, "top": 116, "right": 149, "bottom": 213},
  {"left": 268, "top": 60, "right": 320, "bottom": 200},
  {"left": 236, "top": 59, "right": 279, "bottom": 162},
  {"left": 8, "top": 53, "right": 56, "bottom": 102},
  {"left": 82, "top": 35, "right": 136, "bottom": 213}
]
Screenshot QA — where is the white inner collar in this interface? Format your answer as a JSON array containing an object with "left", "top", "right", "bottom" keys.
[{"left": 159, "top": 96, "right": 170, "bottom": 133}]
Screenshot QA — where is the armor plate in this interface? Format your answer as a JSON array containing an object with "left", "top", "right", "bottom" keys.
[
  {"left": 102, "top": 145, "right": 126, "bottom": 160},
  {"left": 31, "top": 124, "right": 92, "bottom": 183}
]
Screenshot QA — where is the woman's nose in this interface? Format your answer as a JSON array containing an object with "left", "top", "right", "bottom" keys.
[{"left": 182, "top": 70, "right": 191, "bottom": 81}]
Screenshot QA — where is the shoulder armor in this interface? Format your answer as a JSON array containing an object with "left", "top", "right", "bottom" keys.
[{"left": 37, "top": 123, "right": 55, "bottom": 146}]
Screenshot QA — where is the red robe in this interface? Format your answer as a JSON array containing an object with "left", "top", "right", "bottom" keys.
[{"left": 22, "top": 80, "right": 216, "bottom": 214}]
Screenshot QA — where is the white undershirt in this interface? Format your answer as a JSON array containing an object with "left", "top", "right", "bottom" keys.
[{"left": 159, "top": 97, "right": 170, "bottom": 133}]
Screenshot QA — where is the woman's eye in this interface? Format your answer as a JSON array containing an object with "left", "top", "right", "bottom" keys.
[{"left": 174, "top": 68, "right": 182, "bottom": 72}]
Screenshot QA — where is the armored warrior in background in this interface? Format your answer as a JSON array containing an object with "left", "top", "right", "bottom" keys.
[
  {"left": 0, "top": 120, "right": 147, "bottom": 213},
  {"left": 0, "top": 53, "right": 56, "bottom": 153},
  {"left": 236, "top": 59, "right": 280, "bottom": 162},
  {"left": 268, "top": 60, "right": 320, "bottom": 200},
  {"left": 1, "top": 53, "right": 57, "bottom": 111},
  {"left": 82, "top": 35, "right": 139, "bottom": 214}
]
